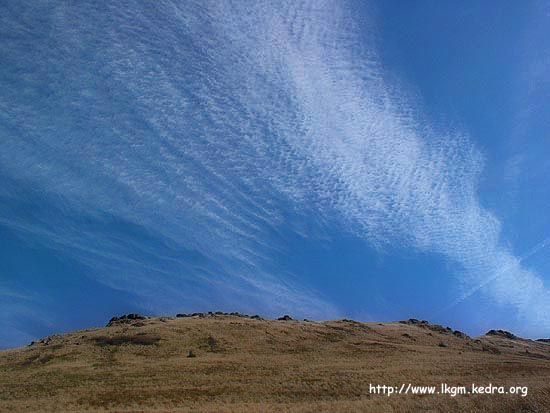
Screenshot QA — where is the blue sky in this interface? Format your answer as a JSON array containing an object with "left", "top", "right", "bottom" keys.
[{"left": 1, "top": 1, "right": 549, "bottom": 348}]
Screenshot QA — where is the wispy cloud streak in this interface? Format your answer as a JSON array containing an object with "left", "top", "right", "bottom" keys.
[{"left": 206, "top": 0, "right": 550, "bottom": 332}]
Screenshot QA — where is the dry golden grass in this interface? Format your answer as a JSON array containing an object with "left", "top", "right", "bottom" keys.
[{"left": 1, "top": 315, "right": 549, "bottom": 412}]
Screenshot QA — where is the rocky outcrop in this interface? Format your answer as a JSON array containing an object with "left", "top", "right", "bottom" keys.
[
  {"left": 176, "top": 312, "right": 206, "bottom": 318},
  {"left": 107, "top": 314, "right": 147, "bottom": 327},
  {"left": 452, "top": 330, "right": 469, "bottom": 339},
  {"left": 175, "top": 311, "right": 264, "bottom": 320},
  {"left": 399, "top": 319, "right": 456, "bottom": 335},
  {"left": 486, "top": 330, "right": 518, "bottom": 340}
]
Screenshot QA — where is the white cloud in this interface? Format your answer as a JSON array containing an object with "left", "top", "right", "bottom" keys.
[{"left": 206, "top": 0, "right": 550, "bottom": 332}]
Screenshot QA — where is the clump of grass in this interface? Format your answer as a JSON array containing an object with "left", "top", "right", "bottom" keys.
[
  {"left": 482, "top": 344, "right": 501, "bottom": 354},
  {"left": 92, "top": 334, "right": 160, "bottom": 347},
  {"left": 206, "top": 336, "right": 218, "bottom": 352}
]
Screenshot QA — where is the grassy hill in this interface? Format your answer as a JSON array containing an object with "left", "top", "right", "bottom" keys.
[{"left": 1, "top": 313, "right": 549, "bottom": 412}]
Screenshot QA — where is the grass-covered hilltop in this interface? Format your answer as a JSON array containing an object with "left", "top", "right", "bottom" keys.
[{"left": 1, "top": 313, "right": 549, "bottom": 412}]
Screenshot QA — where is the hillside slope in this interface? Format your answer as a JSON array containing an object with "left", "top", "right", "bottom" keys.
[{"left": 1, "top": 313, "right": 549, "bottom": 412}]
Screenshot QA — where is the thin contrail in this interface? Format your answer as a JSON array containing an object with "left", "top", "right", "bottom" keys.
[{"left": 440, "top": 237, "right": 550, "bottom": 314}]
